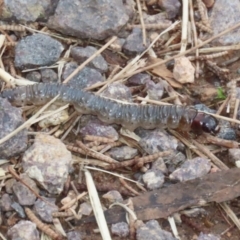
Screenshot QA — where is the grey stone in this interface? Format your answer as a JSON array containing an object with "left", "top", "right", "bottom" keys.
[
  {"left": 47, "top": 0, "right": 129, "bottom": 40},
  {"left": 136, "top": 220, "right": 177, "bottom": 240},
  {"left": 34, "top": 197, "right": 58, "bottom": 223},
  {"left": 25, "top": 71, "right": 41, "bottom": 83},
  {"left": 62, "top": 63, "right": 105, "bottom": 89},
  {"left": 108, "top": 146, "right": 138, "bottom": 161},
  {"left": 123, "top": 28, "right": 149, "bottom": 55},
  {"left": 7, "top": 220, "right": 40, "bottom": 240},
  {"left": 142, "top": 169, "right": 165, "bottom": 190},
  {"left": 0, "top": 97, "right": 27, "bottom": 159},
  {"left": 111, "top": 222, "right": 129, "bottom": 238},
  {"left": 71, "top": 46, "right": 108, "bottom": 73},
  {"left": 0, "top": 0, "right": 57, "bottom": 22},
  {"left": 40, "top": 69, "right": 58, "bottom": 83},
  {"left": 22, "top": 134, "right": 72, "bottom": 194},
  {"left": 15, "top": 34, "right": 64, "bottom": 69}
]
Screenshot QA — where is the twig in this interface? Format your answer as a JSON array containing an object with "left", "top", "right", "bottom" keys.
[
  {"left": 119, "top": 178, "right": 140, "bottom": 196},
  {"left": 180, "top": 0, "right": 189, "bottom": 52},
  {"left": 84, "top": 135, "right": 116, "bottom": 143},
  {"left": 136, "top": 0, "right": 146, "bottom": 46}
]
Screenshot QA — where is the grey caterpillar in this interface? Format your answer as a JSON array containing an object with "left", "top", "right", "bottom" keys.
[{"left": 0, "top": 83, "right": 219, "bottom": 133}]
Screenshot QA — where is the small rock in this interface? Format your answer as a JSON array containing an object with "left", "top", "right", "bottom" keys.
[
  {"left": 62, "top": 63, "right": 105, "bottom": 89},
  {"left": 197, "top": 233, "right": 220, "bottom": 240},
  {"left": 158, "top": 0, "right": 181, "bottom": 19},
  {"left": 34, "top": 197, "right": 58, "bottom": 223},
  {"left": 142, "top": 169, "right": 165, "bottom": 190},
  {"left": 136, "top": 220, "right": 177, "bottom": 240},
  {"left": 1, "top": 0, "right": 57, "bottom": 22},
  {"left": 101, "top": 83, "right": 132, "bottom": 102},
  {"left": 108, "top": 146, "right": 138, "bottom": 161},
  {"left": 208, "top": 0, "right": 240, "bottom": 45},
  {"left": 7, "top": 220, "right": 40, "bottom": 240},
  {"left": 38, "top": 104, "right": 69, "bottom": 128},
  {"left": 40, "top": 69, "right": 58, "bottom": 83},
  {"left": 71, "top": 46, "right": 108, "bottom": 73},
  {"left": 173, "top": 57, "right": 195, "bottom": 84},
  {"left": 111, "top": 222, "right": 130, "bottom": 238},
  {"left": 80, "top": 120, "right": 119, "bottom": 141},
  {"left": 22, "top": 134, "right": 72, "bottom": 194},
  {"left": 25, "top": 71, "right": 41, "bottom": 83},
  {"left": 11, "top": 202, "right": 25, "bottom": 218},
  {"left": 102, "top": 190, "right": 123, "bottom": 203},
  {"left": 79, "top": 202, "right": 92, "bottom": 216},
  {"left": 67, "top": 230, "right": 83, "bottom": 240},
  {"left": 143, "top": 12, "right": 172, "bottom": 28},
  {"left": 0, "top": 98, "right": 27, "bottom": 159},
  {"left": 128, "top": 73, "right": 151, "bottom": 85},
  {"left": 123, "top": 28, "right": 149, "bottom": 55},
  {"left": 48, "top": 0, "right": 129, "bottom": 40},
  {"left": 15, "top": 34, "right": 64, "bottom": 69},
  {"left": 12, "top": 174, "right": 39, "bottom": 206},
  {"left": 228, "top": 148, "right": 240, "bottom": 167},
  {"left": 169, "top": 157, "right": 211, "bottom": 182},
  {"left": 146, "top": 80, "right": 164, "bottom": 100},
  {"left": 5, "top": 178, "right": 16, "bottom": 194},
  {"left": 137, "top": 129, "right": 178, "bottom": 154},
  {"left": 1, "top": 193, "right": 13, "bottom": 211},
  {"left": 109, "top": 37, "right": 126, "bottom": 52},
  {"left": 164, "top": 151, "right": 186, "bottom": 173},
  {"left": 151, "top": 157, "right": 168, "bottom": 174}
]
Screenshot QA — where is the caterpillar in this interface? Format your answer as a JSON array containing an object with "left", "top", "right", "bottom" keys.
[{"left": 0, "top": 83, "right": 219, "bottom": 134}]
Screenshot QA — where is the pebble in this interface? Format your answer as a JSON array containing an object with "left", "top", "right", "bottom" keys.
[
  {"left": 12, "top": 174, "right": 39, "bottom": 206},
  {"left": 47, "top": 0, "right": 129, "bottom": 40},
  {"left": 79, "top": 202, "right": 92, "bottom": 216},
  {"left": 136, "top": 220, "right": 177, "bottom": 240},
  {"left": 67, "top": 230, "right": 83, "bottom": 240},
  {"left": 137, "top": 129, "right": 179, "bottom": 154},
  {"left": 158, "top": 0, "right": 181, "bottom": 19},
  {"left": 101, "top": 83, "right": 133, "bottom": 102},
  {"left": 108, "top": 146, "right": 138, "bottom": 161},
  {"left": 5, "top": 179, "right": 16, "bottom": 194},
  {"left": 10, "top": 201, "right": 25, "bottom": 218},
  {"left": 142, "top": 169, "right": 165, "bottom": 190},
  {"left": 7, "top": 220, "right": 40, "bottom": 240},
  {"left": 146, "top": 80, "right": 164, "bottom": 100},
  {"left": 15, "top": 34, "right": 64, "bottom": 69},
  {"left": 40, "top": 69, "right": 58, "bottom": 83},
  {"left": 151, "top": 157, "right": 168, "bottom": 174},
  {"left": 228, "top": 148, "right": 240, "bottom": 167},
  {"left": 123, "top": 28, "right": 149, "bottom": 55},
  {"left": 80, "top": 119, "right": 119, "bottom": 141},
  {"left": 208, "top": 0, "right": 240, "bottom": 45},
  {"left": 21, "top": 134, "right": 72, "bottom": 194},
  {"left": 102, "top": 190, "right": 123, "bottom": 203},
  {"left": 197, "top": 233, "right": 220, "bottom": 240},
  {"left": 62, "top": 63, "right": 105, "bottom": 89},
  {"left": 25, "top": 71, "right": 41, "bottom": 83},
  {"left": 34, "top": 197, "right": 58, "bottom": 223},
  {"left": 169, "top": 157, "right": 211, "bottom": 182},
  {"left": 70, "top": 46, "right": 108, "bottom": 73},
  {"left": 128, "top": 73, "right": 151, "bottom": 85},
  {"left": 0, "top": 98, "right": 27, "bottom": 159},
  {"left": 111, "top": 222, "right": 130, "bottom": 238},
  {"left": 0, "top": 193, "right": 13, "bottom": 212},
  {"left": 1, "top": 0, "right": 56, "bottom": 22},
  {"left": 173, "top": 57, "right": 195, "bottom": 84},
  {"left": 143, "top": 12, "right": 172, "bottom": 28}
]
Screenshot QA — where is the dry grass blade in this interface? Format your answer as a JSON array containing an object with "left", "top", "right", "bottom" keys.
[
  {"left": 180, "top": 0, "right": 189, "bottom": 53},
  {"left": 84, "top": 135, "right": 116, "bottom": 143},
  {"left": 220, "top": 202, "right": 240, "bottom": 231},
  {"left": 136, "top": 0, "right": 146, "bottom": 45},
  {"left": 84, "top": 169, "right": 112, "bottom": 240}
]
